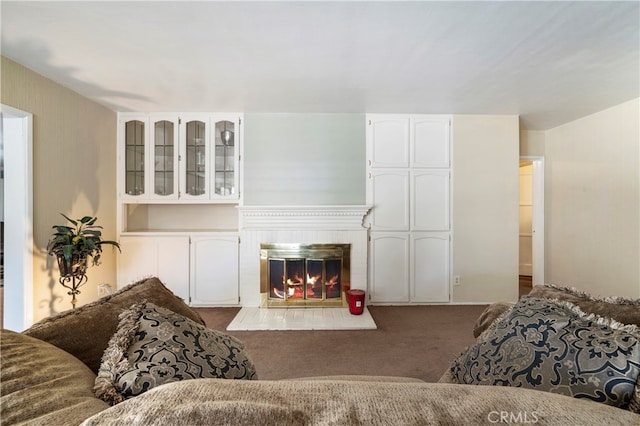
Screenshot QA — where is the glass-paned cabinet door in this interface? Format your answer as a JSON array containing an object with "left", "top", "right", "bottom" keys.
[
  {"left": 150, "top": 116, "right": 179, "bottom": 200},
  {"left": 122, "top": 117, "right": 148, "bottom": 199},
  {"left": 181, "top": 116, "right": 210, "bottom": 199},
  {"left": 212, "top": 115, "right": 240, "bottom": 200}
]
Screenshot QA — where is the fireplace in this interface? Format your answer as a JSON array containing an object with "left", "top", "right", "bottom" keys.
[{"left": 260, "top": 243, "right": 350, "bottom": 308}]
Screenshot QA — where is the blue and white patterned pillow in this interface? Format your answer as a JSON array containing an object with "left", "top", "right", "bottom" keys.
[
  {"left": 451, "top": 297, "right": 640, "bottom": 412},
  {"left": 95, "top": 301, "right": 258, "bottom": 405}
]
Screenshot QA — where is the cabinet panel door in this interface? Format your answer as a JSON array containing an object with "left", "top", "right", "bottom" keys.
[
  {"left": 412, "top": 170, "right": 450, "bottom": 231},
  {"left": 411, "top": 233, "right": 450, "bottom": 302},
  {"left": 119, "top": 115, "right": 150, "bottom": 200},
  {"left": 180, "top": 115, "right": 211, "bottom": 200},
  {"left": 149, "top": 115, "right": 180, "bottom": 200},
  {"left": 117, "top": 236, "right": 156, "bottom": 287},
  {"left": 369, "top": 233, "right": 410, "bottom": 303},
  {"left": 411, "top": 117, "right": 450, "bottom": 168},
  {"left": 190, "top": 235, "right": 239, "bottom": 305},
  {"left": 368, "top": 117, "right": 410, "bottom": 168},
  {"left": 155, "top": 236, "right": 190, "bottom": 302},
  {"left": 117, "top": 235, "right": 190, "bottom": 302},
  {"left": 211, "top": 115, "right": 240, "bottom": 201},
  {"left": 369, "top": 170, "right": 410, "bottom": 231}
]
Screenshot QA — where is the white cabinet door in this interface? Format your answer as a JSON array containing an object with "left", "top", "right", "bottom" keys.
[
  {"left": 117, "top": 235, "right": 190, "bottom": 302},
  {"left": 368, "top": 169, "right": 410, "bottom": 231},
  {"left": 211, "top": 114, "right": 241, "bottom": 201},
  {"left": 411, "top": 170, "right": 450, "bottom": 231},
  {"left": 369, "top": 233, "right": 410, "bottom": 303},
  {"left": 119, "top": 115, "right": 150, "bottom": 200},
  {"left": 367, "top": 116, "right": 410, "bottom": 168},
  {"left": 179, "top": 114, "right": 211, "bottom": 201},
  {"left": 411, "top": 233, "right": 450, "bottom": 302},
  {"left": 149, "top": 115, "right": 180, "bottom": 201},
  {"left": 190, "top": 234, "right": 239, "bottom": 306},
  {"left": 411, "top": 117, "right": 450, "bottom": 168}
]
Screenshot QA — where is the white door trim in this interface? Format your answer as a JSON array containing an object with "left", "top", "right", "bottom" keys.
[
  {"left": 521, "top": 156, "right": 545, "bottom": 286},
  {"left": 1, "top": 104, "right": 33, "bottom": 331}
]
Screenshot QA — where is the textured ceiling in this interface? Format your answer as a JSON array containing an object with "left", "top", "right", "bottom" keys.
[{"left": 1, "top": 1, "right": 638, "bottom": 130}]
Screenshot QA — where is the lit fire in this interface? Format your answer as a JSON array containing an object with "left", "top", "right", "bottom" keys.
[{"left": 270, "top": 266, "right": 341, "bottom": 300}]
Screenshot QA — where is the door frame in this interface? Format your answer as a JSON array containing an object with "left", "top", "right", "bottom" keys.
[
  {"left": 520, "top": 156, "right": 545, "bottom": 286},
  {"left": 1, "top": 104, "right": 34, "bottom": 330}
]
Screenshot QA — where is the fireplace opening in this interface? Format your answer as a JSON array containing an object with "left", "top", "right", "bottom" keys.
[{"left": 260, "top": 243, "right": 350, "bottom": 307}]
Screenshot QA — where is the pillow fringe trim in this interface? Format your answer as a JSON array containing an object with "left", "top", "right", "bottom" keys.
[{"left": 93, "top": 300, "right": 147, "bottom": 405}]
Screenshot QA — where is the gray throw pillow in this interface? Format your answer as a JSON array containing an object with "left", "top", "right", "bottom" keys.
[
  {"left": 94, "top": 301, "right": 257, "bottom": 405},
  {"left": 450, "top": 296, "right": 640, "bottom": 412}
]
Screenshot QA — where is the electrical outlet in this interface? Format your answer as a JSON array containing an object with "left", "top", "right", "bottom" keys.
[
  {"left": 454, "top": 275, "right": 461, "bottom": 286},
  {"left": 97, "top": 283, "right": 113, "bottom": 297}
]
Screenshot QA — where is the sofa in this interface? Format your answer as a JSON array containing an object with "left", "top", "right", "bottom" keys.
[{"left": 1, "top": 277, "right": 639, "bottom": 425}]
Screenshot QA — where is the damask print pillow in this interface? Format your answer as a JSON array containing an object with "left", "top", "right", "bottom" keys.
[
  {"left": 450, "top": 297, "right": 640, "bottom": 412},
  {"left": 94, "top": 301, "right": 257, "bottom": 405}
]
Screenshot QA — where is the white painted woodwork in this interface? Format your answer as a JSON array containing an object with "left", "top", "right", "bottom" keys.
[
  {"left": 368, "top": 170, "right": 410, "bottom": 231},
  {"left": 367, "top": 114, "right": 452, "bottom": 303},
  {"left": 411, "top": 170, "right": 450, "bottom": 231},
  {"left": 1, "top": 105, "right": 33, "bottom": 331},
  {"left": 118, "top": 114, "right": 150, "bottom": 201},
  {"left": 190, "top": 234, "right": 239, "bottom": 306},
  {"left": 367, "top": 117, "right": 409, "bottom": 168},
  {"left": 149, "top": 114, "right": 180, "bottom": 201},
  {"left": 117, "top": 235, "right": 190, "bottom": 301},
  {"left": 411, "top": 233, "right": 450, "bottom": 302},
  {"left": 117, "top": 112, "right": 242, "bottom": 204},
  {"left": 369, "top": 233, "right": 410, "bottom": 303},
  {"left": 411, "top": 117, "right": 450, "bottom": 168},
  {"left": 238, "top": 206, "right": 371, "bottom": 307},
  {"left": 179, "top": 114, "right": 211, "bottom": 201}
]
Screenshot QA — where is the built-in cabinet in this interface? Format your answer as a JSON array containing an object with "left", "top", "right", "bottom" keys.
[
  {"left": 119, "top": 113, "right": 240, "bottom": 202},
  {"left": 117, "top": 112, "right": 243, "bottom": 306},
  {"left": 117, "top": 233, "right": 239, "bottom": 305},
  {"left": 366, "top": 115, "right": 452, "bottom": 303}
]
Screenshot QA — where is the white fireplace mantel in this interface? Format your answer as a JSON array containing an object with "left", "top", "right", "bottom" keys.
[
  {"left": 238, "top": 205, "right": 372, "bottom": 230},
  {"left": 238, "top": 205, "right": 372, "bottom": 307}
]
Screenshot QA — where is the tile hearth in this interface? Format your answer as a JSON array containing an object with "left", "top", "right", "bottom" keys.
[{"left": 226, "top": 307, "right": 377, "bottom": 331}]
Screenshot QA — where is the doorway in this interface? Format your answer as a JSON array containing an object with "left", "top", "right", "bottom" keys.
[
  {"left": 1, "top": 104, "right": 33, "bottom": 331},
  {"left": 519, "top": 157, "right": 544, "bottom": 296}
]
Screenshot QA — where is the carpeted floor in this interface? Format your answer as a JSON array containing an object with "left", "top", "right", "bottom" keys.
[{"left": 195, "top": 304, "right": 488, "bottom": 382}]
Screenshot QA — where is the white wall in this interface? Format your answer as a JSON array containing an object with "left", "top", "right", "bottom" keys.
[
  {"left": 452, "top": 115, "right": 520, "bottom": 303},
  {"left": 545, "top": 98, "right": 640, "bottom": 298},
  {"left": 243, "top": 113, "right": 365, "bottom": 206}
]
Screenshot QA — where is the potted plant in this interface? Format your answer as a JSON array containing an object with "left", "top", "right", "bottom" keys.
[{"left": 47, "top": 214, "right": 121, "bottom": 278}]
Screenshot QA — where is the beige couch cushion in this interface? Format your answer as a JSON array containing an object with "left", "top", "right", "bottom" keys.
[
  {"left": 81, "top": 378, "right": 640, "bottom": 426},
  {"left": 23, "top": 277, "right": 205, "bottom": 374},
  {"left": 1, "top": 330, "right": 109, "bottom": 425}
]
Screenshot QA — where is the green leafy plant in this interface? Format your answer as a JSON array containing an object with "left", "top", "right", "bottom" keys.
[{"left": 47, "top": 214, "right": 121, "bottom": 274}]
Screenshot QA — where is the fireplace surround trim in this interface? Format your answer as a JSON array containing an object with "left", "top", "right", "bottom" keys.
[{"left": 239, "top": 205, "right": 372, "bottom": 230}]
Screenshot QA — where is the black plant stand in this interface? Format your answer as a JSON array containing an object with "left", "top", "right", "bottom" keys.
[{"left": 58, "top": 273, "right": 88, "bottom": 309}]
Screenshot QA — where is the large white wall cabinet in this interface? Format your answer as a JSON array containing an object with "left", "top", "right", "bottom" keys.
[
  {"left": 118, "top": 233, "right": 239, "bottom": 306},
  {"left": 117, "top": 112, "right": 243, "bottom": 306},
  {"left": 366, "top": 114, "right": 452, "bottom": 304},
  {"left": 118, "top": 113, "right": 241, "bottom": 203}
]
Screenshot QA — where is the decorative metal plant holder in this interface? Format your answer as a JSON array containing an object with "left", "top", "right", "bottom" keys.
[{"left": 55, "top": 252, "right": 89, "bottom": 309}]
